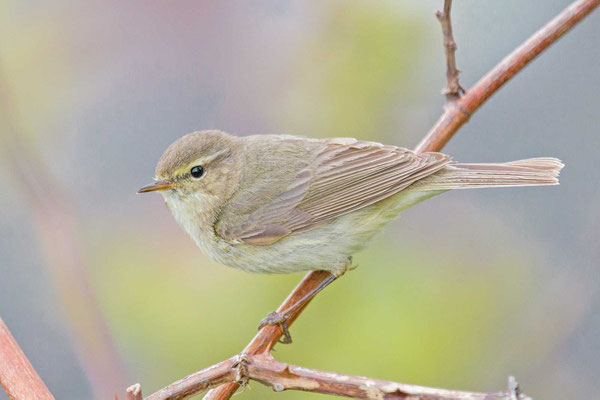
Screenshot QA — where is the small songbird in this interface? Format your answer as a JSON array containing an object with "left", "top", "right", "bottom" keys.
[{"left": 139, "top": 130, "right": 563, "bottom": 342}]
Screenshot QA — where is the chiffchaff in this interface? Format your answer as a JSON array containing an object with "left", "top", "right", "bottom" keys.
[{"left": 139, "top": 130, "right": 562, "bottom": 342}]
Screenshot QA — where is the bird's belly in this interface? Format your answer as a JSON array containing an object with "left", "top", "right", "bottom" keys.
[
  {"left": 208, "top": 231, "right": 351, "bottom": 274},
  {"left": 206, "top": 200, "right": 405, "bottom": 273},
  {"left": 200, "top": 188, "right": 445, "bottom": 274}
]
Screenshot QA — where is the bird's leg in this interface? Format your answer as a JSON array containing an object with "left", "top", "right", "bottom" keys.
[
  {"left": 258, "top": 273, "right": 338, "bottom": 344},
  {"left": 258, "top": 258, "right": 351, "bottom": 344}
]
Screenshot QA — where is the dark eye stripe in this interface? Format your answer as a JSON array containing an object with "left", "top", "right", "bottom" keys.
[{"left": 190, "top": 165, "right": 205, "bottom": 179}]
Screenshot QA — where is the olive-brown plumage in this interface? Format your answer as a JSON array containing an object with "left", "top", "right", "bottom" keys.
[{"left": 139, "top": 130, "right": 563, "bottom": 274}]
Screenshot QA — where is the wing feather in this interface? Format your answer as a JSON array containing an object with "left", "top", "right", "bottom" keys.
[{"left": 216, "top": 138, "right": 452, "bottom": 244}]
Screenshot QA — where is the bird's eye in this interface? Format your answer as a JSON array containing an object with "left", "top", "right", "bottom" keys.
[{"left": 190, "top": 165, "right": 205, "bottom": 179}]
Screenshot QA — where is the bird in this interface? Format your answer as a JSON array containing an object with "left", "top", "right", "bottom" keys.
[{"left": 138, "top": 130, "right": 563, "bottom": 342}]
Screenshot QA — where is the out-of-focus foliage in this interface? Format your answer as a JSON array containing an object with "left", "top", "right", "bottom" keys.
[
  {"left": 279, "top": 1, "right": 426, "bottom": 140},
  {"left": 0, "top": 4, "right": 72, "bottom": 141},
  {"left": 0, "top": 1, "right": 598, "bottom": 400}
]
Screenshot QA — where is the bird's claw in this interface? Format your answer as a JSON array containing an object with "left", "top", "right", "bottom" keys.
[{"left": 258, "top": 311, "right": 293, "bottom": 344}]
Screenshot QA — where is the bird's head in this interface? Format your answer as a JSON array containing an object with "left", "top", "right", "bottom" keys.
[{"left": 138, "top": 130, "right": 241, "bottom": 216}]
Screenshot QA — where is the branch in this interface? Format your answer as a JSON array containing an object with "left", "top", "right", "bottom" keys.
[
  {"left": 134, "top": 0, "right": 599, "bottom": 399},
  {"left": 436, "top": 0, "right": 465, "bottom": 99},
  {"left": 416, "top": 0, "right": 600, "bottom": 153},
  {"left": 142, "top": 354, "right": 528, "bottom": 400},
  {"left": 246, "top": 355, "right": 524, "bottom": 399},
  {"left": 0, "top": 316, "right": 54, "bottom": 400}
]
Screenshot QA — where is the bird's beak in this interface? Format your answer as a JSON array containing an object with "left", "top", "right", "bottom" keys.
[{"left": 137, "top": 179, "right": 177, "bottom": 193}]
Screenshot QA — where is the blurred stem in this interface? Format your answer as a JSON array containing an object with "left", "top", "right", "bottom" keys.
[
  {"left": 200, "top": 0, "right": 598, "bottom": 399},
  {"left": 0, "top": 68, "right": 131, "bottom": 398},
  {"left": 0, "top": 316, "right": 54, "bottom": 400}
]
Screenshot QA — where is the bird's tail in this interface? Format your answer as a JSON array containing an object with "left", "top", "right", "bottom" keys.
[{"left": 415, "top": 157, "right": 564, "bottom": 190}]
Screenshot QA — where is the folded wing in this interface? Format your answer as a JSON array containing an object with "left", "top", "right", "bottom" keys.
[{"left": 216, "top": 138, "right": 452, "bottom": 245}]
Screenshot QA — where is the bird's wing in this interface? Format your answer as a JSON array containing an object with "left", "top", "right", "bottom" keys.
[{"left": 216, "top": 138, "right": 452, "bottom": 245}]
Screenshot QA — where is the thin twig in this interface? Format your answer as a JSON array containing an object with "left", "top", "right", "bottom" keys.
[
  {"left": 416, "top": 0, "right": 600, "bottom": 153},
  {"left": 436, "top": 0, "right": 465, "bottom": 99},
  {"left": 137, "top": 0, "right": 599, "bottom": 399},
  {"left": 0, "top": 316, "right": 55, "bottom": 400}
]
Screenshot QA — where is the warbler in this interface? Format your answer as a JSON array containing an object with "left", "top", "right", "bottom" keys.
[{"left": 139, "top": 130, "right": 562, "bottom": 342}]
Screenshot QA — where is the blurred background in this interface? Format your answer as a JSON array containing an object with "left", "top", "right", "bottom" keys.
[{"left": 1, "top": 0, "right": 598, "bottom": 399}]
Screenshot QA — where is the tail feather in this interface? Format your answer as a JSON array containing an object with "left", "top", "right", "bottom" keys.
[{"left": 416, "top": 157, "right": 564, "bottom": 190}]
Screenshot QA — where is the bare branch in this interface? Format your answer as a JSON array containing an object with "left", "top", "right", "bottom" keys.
[
  {"left": 416, "top": 0, "right": 600, "bottom": 153},
  {"left": 145, "top": 358, "right": 239, "bottom": 400},
  {"left": 0, "top": 316, "right": 54, "bottom": 400},
  {"left": 436, "top": 0, "right": 465, "bottom": 100},
  {"left": 139, "top": 354, "right": 529, "bottom": 400},
  {"left": 135, "top": 0, "right": 599, "bottom": 399},
  {"left": 202, "top": 270, "right": 331, "bottom": 399}
]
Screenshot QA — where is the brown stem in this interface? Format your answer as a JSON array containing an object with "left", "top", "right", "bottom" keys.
[
  {"left": 140, "top": 354, "right": 527, "bottom": 400},
  {"left": 138, "top": 0, "right": 599, "bottom": 399},
  {"left": 0, "top": 316, "right": 55, "bottom": 400},
  {"left": 436, "top": 0, "right": 465, "bottom": 99},
  {"left": 416, "top": 0, "right": 600, "bottom": 153},
  {"left": 247, "top": 354, "right": 520, "bottom": 399},
  {"left": 145, "top": 358, "right": 238, "bottom": 400}
]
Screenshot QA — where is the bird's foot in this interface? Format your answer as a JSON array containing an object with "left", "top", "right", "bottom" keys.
[
  {"left": 258, "top": 311, "right": 293, "bottom": 344},
  {"left": 257, "top": 267, "right": 348, "bottom": 345}
]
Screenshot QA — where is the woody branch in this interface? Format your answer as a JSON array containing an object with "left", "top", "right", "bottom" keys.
[
  {"left": 142, "top": 354, "right": 524, "bottom": 400},
  {"left": 126, "top": 0, "right": 599, "bottom": 399}
]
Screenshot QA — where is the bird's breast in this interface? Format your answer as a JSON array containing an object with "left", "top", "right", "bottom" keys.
[{"left": 162, "top": 192, "right": 220, "bottom": 252}]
